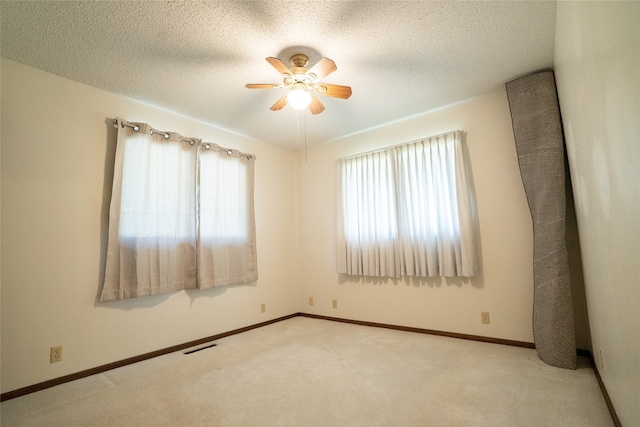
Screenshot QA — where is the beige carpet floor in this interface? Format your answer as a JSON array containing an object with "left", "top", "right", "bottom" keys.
[{"left": 1, "top": 317, "right": 613, "bottom": 426}]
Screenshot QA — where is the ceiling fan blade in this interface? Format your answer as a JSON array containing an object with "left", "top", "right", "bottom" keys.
[
  {"left": 266, "top": 57, "right": 292, "bottom": 75},
  {"left": 315, "top": 84, "right": 352, "bottom": 99},
  {"left": 245, "top": 83, "right": 282, "bottom": 89},
  {"left": 270, "top": 95, "right": 288, "bottom": 111},
  {"left": 308, "top": 94, "right": 325, "bottom": 115},
  {"left": 308, "top": 57, "right": 337, "bottom": 80}
]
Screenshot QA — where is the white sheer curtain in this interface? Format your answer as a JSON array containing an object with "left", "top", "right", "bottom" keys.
[
  {"left": 337, "top": 130, "right": 478, "bottom": 278},
  {"left": 101, "top": 119, "right": 257, "bottom": 302},
  {"left": 197, "top": 143, "right": 258, "bottom": 288}
]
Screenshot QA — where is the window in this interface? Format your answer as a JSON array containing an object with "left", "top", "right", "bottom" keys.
[
  {"left": 336, "top": 130, "right": 478, "bottom": 278},
  {"left": 101, "top": 119, "right": 257, "bottom": 301}
]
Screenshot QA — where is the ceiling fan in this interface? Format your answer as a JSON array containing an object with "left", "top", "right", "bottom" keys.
[{"left": 245, "top": 54, "right": 352, "bottom": 115}]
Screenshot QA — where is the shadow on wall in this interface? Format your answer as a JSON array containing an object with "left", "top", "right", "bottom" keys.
[
  {"left": 96, "top": 118, "right": 119, "bottom": 305},
  {"left": 565, "top": 153, "right": 592, "bottom": 351}
]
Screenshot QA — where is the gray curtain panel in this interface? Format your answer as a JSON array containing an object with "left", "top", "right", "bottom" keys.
[{"left": 506, "top": 71, "right": 577, "bottom": 369}]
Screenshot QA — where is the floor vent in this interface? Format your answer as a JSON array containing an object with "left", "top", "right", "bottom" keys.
[{"left": 184, "top": 343, "right": 217, "bottom": 355}]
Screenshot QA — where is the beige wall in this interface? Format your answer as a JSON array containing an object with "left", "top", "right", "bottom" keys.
[
  {"left": 296, "top": 91, "right": 539, "bottom": 343},
  {"left": 0, "top": 59, "right": 299, "bottom": 393},
  {"left": 554, "top": 2, "right": 640, "bottom": 426}
]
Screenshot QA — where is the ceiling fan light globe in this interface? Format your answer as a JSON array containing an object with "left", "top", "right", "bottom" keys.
[{"left": 288, "top": 90, "right": 312, "bottom": 110}]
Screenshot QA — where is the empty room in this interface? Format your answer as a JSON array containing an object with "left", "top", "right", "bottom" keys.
[{"left": 1, "top": 1, "right": 638, "bottom": 426}]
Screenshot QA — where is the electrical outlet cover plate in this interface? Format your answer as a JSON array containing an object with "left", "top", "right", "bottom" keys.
[
  {"left": 481, "top": 312, "right": 490, "bottom": 324},
  {"left": 50, "top": 346, "right": 63, "bottom": 363}
]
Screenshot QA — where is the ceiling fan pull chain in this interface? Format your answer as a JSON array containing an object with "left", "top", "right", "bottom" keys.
[{"left": 304, "top": 111, "right": 308, "bottom": 164}]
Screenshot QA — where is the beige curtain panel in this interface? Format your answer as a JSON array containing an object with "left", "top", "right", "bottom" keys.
[
  {"left": 336, "top": 130, "right": 479, "bottom": 278},
  {"left": 101, "top": 119, "right": 257, "bottom": 302}
]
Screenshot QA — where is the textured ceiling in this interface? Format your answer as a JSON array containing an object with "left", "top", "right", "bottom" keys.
[{"left": 1, "top": 1, "right": 556, "bottom": 150}]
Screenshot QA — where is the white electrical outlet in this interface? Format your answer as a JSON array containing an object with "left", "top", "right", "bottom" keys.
[
  {"left": 308, "top": 297, "right": 314, "bottom": 306},
  {"left": 50, "top": 346, "right": 63, "bottom": 363},
  {"left": 481, "top": 312, "right": 490, "bottom": 324},
  {"left": 332, "top": 299, "right": 338, "bottom": 309},
  {"left": 260, "top": 303, "right": 266, "bottom": 313}
]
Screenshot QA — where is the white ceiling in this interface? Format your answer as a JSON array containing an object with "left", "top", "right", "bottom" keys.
[{"left": 1, "top": 1, "right": 556, "bottom": 150}]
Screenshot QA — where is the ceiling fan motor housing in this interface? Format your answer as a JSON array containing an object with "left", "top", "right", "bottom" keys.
[{"left": 290, "top": 54, "right": 309, "bottom": 68}]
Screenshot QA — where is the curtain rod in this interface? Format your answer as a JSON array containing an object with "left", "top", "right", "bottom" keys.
[
  {"left": 112, "top": 118, "right": 256, "bottom": 160},
  {"left": 338, "top": 129, "right": 460, "bottom": 161}
]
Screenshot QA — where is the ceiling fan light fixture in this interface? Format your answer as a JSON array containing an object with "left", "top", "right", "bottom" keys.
[
  {"left": 246, "top": 53, "right": 350, "bottom": 114},
  {"left": 287, "top": 87, "right": 312, "bottom": 110}
]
